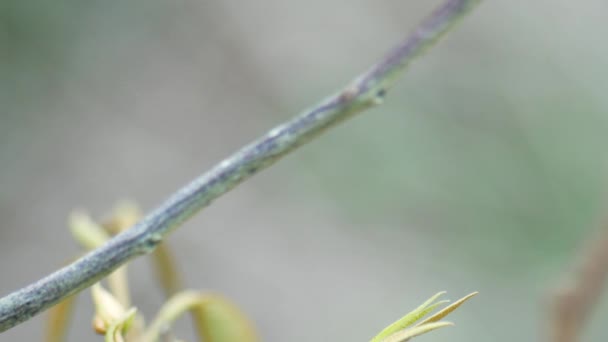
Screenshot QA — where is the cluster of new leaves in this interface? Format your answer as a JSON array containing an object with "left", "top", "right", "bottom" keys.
[
  {"left": 46, "top": 202, "right": 258, "bottom": 342},
  {"left": 370, "top": 292, "right": 477, "bottom": 342}
]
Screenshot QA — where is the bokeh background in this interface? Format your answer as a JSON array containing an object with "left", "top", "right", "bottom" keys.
[{"left": 2, "top": 0, "right": 608, "bottom": 341}]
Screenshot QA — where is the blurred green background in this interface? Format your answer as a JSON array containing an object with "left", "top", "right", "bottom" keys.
[{"left": 2, "top": 0, "right": 608, "bottom": 341}]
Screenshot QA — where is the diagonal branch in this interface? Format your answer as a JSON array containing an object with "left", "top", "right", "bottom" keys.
[{"left": 0, "top": 0, "right": 481, "bottom": 332}]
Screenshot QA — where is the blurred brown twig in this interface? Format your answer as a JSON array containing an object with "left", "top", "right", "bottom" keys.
[{"left": 549, "top": 220, "right": 608, "bottom": 342}]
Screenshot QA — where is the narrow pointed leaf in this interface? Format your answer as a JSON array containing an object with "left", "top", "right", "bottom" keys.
[
  {"left": 71, "top": 210, "right": 132, "bottom": 308},
  {"left": 371, "top": 292, "right": 447, "bottom": 342},
  {"left": 69, "top": 211, "right": 110, "bottom": 250},
  {"left": 104, "top": 308, "right": 137, "bottom": 342},
  {"left": 382, "top": 321, "right": 454, "bottom": 342},
  {"left": 150, "top": 242, "right": 183, "bottom": 297},
  {"left": 101, "top": 201, "right": 142, "bottom": 235},
  {"left": 143, "top": 290, "right": 258, "bottom": 342},
  {"left": 45, "top": 294, "right": 77, "bottom": 342},
  {"left": 91, "top": 283, "right": 128, "bottom": 333},
  {"left": 417, "top": 292, "right": 478, "bottom": 326}
]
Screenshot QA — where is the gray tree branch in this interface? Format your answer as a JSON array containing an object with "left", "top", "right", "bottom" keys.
[{"left": 0, "top": 0, "right": 481, "bottom": 332}]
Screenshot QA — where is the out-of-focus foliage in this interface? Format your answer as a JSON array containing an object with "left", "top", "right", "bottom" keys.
[{"left": 49, "top": 202, "right": 259, "bottom": 342}]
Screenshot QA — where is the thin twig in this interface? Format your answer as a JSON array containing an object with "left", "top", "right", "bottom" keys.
[
  {"left": 549, "top": 223, "right": 608, "bottom": 342},
  {"left": 0, "top": 0, "right": 481, "bottom": 332}
]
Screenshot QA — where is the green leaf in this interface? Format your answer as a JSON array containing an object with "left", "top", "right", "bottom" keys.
[
  {"left": 371, "top": 292, "right": 447, "bottom": 342},
  {"left": 143, "top": 290, "right": 258, "bottom": 342},
  {"left": 417, "top": 292, "right": 478, "bottom": 326},
  {"left": 382, "top": 322, "right": 454, "bottom": 342},
  {"left": 370, "top": 292, "right": 477, "bottom": 342}
]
